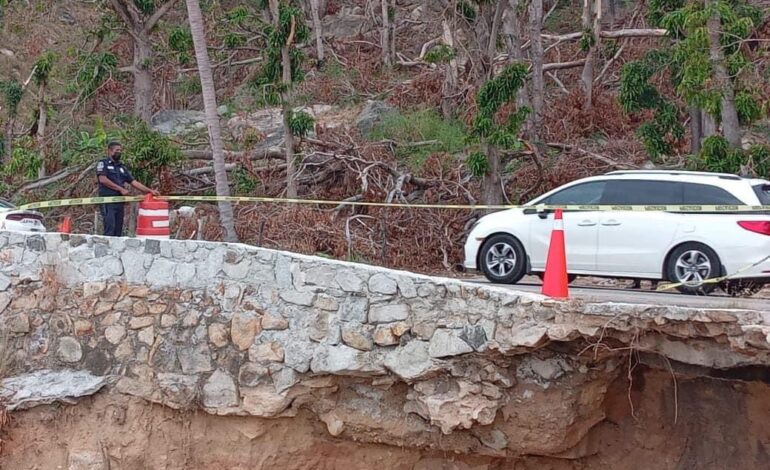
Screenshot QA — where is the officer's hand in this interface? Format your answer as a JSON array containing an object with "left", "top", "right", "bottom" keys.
[
  {"left": 150, "top": 189, "right": 161, "bottom": 197},
  {"left": 120, "top": 188, "right": 130, "bottom": 196}
]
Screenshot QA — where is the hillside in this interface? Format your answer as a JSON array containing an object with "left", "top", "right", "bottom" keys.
[{"left": 0, "top": 0, "right": 769, "bottom": 272}]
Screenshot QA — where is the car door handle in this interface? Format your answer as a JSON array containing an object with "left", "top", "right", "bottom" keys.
[
  {"left": 602, "top": 220, "right": 621, "bottom": 226},
  {"left": 577, "top": 220, "right": 597, "bottom": 226}
]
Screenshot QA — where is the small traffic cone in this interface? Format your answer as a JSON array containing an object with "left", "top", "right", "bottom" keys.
[
  {"left": 57, "top": 216, "right": 72, "bottom": 234},
  {"left": 541, "top": 209, "right": 569, "bottom": 299}
]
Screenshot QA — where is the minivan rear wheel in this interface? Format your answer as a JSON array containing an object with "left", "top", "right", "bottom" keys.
[
  {"left": 665, "top": 243, "right": 720, "bottom": 295},
  {"left": 479, "top": 234, "right": 527, "bottom": 284}
]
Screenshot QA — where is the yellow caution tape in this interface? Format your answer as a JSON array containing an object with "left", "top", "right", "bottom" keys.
[
  {"left": 16, "top": 195, "right": 770, "bottom": 212},
  {"left": 19, "top": 196, "right": 145, "bottom": 210},
  {"left": 656, "top": 254, "right": 770, "bottom": 292}
]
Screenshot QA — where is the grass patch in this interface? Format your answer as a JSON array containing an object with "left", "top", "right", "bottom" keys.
[{"left": 368, "top": 109, "right": 468, "bottom": 170}]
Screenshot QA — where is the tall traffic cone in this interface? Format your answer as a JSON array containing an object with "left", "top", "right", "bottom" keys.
[
  {"left": 541, "top": 209, "right": 569, "bottom": 298},
  {"left": 57, "top": 216, "right": 72, "bottom": 234}
]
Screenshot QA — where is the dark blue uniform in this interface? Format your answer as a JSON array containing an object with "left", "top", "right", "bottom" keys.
[{"left": 96, "top": 157, "right": 134, "bottom": 237}]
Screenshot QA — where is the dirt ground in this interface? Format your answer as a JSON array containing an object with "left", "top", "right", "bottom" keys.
[{"left": 2, "top": 367, "right": 770, "bottom": 470}]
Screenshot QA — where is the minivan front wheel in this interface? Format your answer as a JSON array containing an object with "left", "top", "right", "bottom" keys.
[
  {"left": 666, "top": 243, "right": 720, "bottom": 295},
  {"left": 479, "top": 234, "right": 527, "bottom": 284}
]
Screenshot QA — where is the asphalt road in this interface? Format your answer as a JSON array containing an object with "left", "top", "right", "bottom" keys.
[{"left": 468, "top": 276, "right": 770, "bottom": 310}]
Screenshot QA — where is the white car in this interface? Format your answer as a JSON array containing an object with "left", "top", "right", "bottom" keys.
[
  {"left": 0, "top": 199, "right": 46, "bottom": 233},
  {"left": 463, "top": 171, "right": 770, "bottom": 295}
]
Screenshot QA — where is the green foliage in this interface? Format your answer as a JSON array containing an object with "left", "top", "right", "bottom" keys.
[
  {"left": 647, "top": 0, "right": 686, "bottom": 28},
  {"left": 368, "top": 109, "right": 468, "bottom": 169},
  {"left": 168, "top": 27, "right": 193, "bottom": 64},
  {"left": 424, "top": 45, "right": 455, "bottom": 65},
  {"left": 619, "top": 57, "right": 665, "bottom": 113},
  {"left": 62, "top": 118, "right": 121, "bottom": 166},
  {"left": 122, "top": 119, "right": 182, "bottom": 185},
  {"left": 133, "top": 0, "right": 155, "bottom": 15},
  {"left": 472, "top": 63, "right": 529, "bottom": 147},
  {"left": 33, "top": 51, "right": 57, "bottom": 86},
  {"left": 691, "top": 136, "right": 770, "bottom": 178},
  {"left": 467, "top": 152, "right": 488, "bottom": 178},
  {"left": 232, "top": 167, "right": 260, "bottom": 194},
  {"left": 223, "top": 32, "right": 247, "bottom": 49},
  {"left": 251, "top": 2, "right": 310, "bottom": 106},
  {"left": 0, "top": 80, "right": 23, "bottom": 116},
  {"left": 579, "top": 29, "right": 595, "bottom": 52},
  {"left": 456, "top": 0, "right": 476, "bottom": 22},
  {"left": 621, "top": 1, "right": 766, "bottom": 161},
  {"left": 466, "top": 63, "right": 529, "bottom": 177},
  {"left": 1, "top": 137, "right": 41, "bottom": 180},
  {"left": 72, "top": 52, "right": 118, "bottom": 104},
  {"left": 287, "top": 110, "right": 314, "bottom": 137},
  {"left": 226, "top": 5, "right": 251, "bottom": 25},
  {"left": 735, "top": 90, "right": 762, "bottom": 125}
]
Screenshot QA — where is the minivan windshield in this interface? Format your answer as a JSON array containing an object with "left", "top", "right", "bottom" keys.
[{"left": 754, "top": 184, "right": 770, "bottom": 204}]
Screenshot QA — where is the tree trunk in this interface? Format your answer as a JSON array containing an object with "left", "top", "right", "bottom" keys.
[
  {"left": 133, "top": 34, "right": 154, "bottom": 123},
  {"left": 528, "top": 0, "right": 545, "bottom": 138},
  {"left": 37, "top": 82, "right": 47, "bottom": 178},
  {"left": 388, "top": 0, "right": 396, "bottom": 65},
  {"left": 440, "top": 19, "right": 459, "bottom": 119},
  {"left": 282, "top": 44, "right": 297, "bottom": 198},
  {"left": 706, "top": 1, "right": 742, "bottom": 148},
  {"left": 581, "top": 0, "right": 601, "bottom": 111},
  {"left": 381, "top": 0, "right": 391, "bottom": 68},
  {"left": 607, "top": 0, "right": 617, "bottom": 24},
  {"left": 274, "top": 0, "right": 298, "bottom": 199},
  {"left": 481, "top": 143, "right": 503, "bottom": 205},
  {"left": 309, "top": 0, "right": 325, "bottom": 66},
  {"left": 690, "top": 106, "right": 703, "bottom": 154},
  {"left": 504, "top": 0, "right": 532, "bottom": 122},
  {"left": 3, "top": 118, "right": 12, "bottom": 164},
  {"left": 184, "top": 0, "right": 238, "bottom": 242},
  {"left": 702, "top": 112, "right": 717, "bottom": 139}
]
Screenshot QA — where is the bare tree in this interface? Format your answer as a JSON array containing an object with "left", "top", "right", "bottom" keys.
[
  {"left": 309, "top": 0, "right": 325, "bottom": 65},
  {"left": 380, "top": 0, "right": 395, "bottom": 67},
  {"left": 109, "top": 0, "right": 178, "bottom": 123},
  {"left": 269, "top": 0, "right": 299, "bottom": 198},
  {"left": 504, "top": 0, "right": 530, "bottom": 101},
  {"left": 580, "top": 0, "right": 601, "bottom": 111},
  {"left": 184, "top": 0, "right": 238, "bottom": 242},
  {"left": 528, "top": 0, "right": 545, "bottom": 137},
  {"left": 706, "top": 0, "right": 742, "bottom": 148}
]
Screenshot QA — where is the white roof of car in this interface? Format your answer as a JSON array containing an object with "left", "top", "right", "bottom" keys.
[{"left": 529, "top": 170, "right": 768, "bottom": 205}]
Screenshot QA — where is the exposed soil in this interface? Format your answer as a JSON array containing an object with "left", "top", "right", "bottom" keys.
[{"left": 2, "top": 367, "right": 770, "bottom": 469}]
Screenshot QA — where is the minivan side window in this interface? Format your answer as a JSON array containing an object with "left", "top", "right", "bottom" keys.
[
  {"left": 541, "top": 182, "right": 606, "bottom": 205},
  {"left": 600, "top": 180, "right": 682, "bottom": 205},
  {"left": 754, "top": 184, "right": 770, "bottom": 204},
  {"left": 683, "top": 183, "right": 743, "bottom": 205}
]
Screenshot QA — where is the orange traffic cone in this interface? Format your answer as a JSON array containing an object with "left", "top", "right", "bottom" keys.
[
  {"left": 58, "top": 216, "right": 72, "bottom": 234},
  {"left": 541, "top": 209, "right": 569, "bottom": 298}
]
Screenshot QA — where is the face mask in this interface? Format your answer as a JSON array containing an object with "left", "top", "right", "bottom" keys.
[{"left": 112, "top": 152, "right": 122, "bottom": 161}]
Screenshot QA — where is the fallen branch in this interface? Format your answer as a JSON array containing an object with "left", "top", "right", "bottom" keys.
[
  {"left": 542, "top": 28, "right": 668, "bottom": 42},
  {"left": 595, "top": 44, "right": 626, "bottom": 83},
  {"left": 179, "top": 56, "right": 262, "bottom": 73},
  {"left": 542, "top": 59, "right": 586, "bottom": 72},
  {"left": 546, "top": 143, "right": 639, "bottom": 169},
  {"left": 182, "top": 147, "right": 284, "bottom": 160},
  {"left": 17, "top": 166, "right": 82, "bottom": 192},
  {"left": 65, "top": 163, "right": 98, "bottom": 197}
]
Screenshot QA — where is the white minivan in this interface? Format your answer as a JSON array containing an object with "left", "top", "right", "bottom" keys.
[{"left": 463, "top": 171, "right": 770, "bottom": 295}]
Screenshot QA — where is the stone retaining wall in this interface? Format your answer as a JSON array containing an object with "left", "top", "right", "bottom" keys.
[{"left": 2, "top": 231, "right": 770, "bottom": 457}]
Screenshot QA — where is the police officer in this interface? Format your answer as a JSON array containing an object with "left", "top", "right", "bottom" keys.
[{"left": 96, "top": 141, "right": 159, "bottom": 237}]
